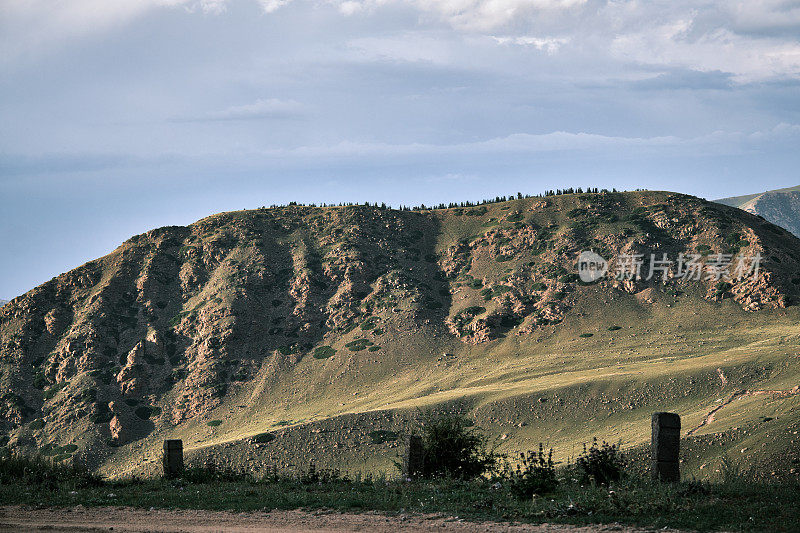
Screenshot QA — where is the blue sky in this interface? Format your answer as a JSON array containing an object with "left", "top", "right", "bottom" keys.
[{"left": 2, "top": 0, "right": 800, "bottom": 299}]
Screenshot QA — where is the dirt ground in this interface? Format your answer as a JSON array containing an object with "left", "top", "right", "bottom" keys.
[{"left": 0, "top": 506, "right": 682, "bottom": 532}]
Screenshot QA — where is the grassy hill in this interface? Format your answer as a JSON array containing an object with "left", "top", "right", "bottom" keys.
[
  {"left": 717, "top": 185, "right": 800, "bottom": 237},
  {"left": 1, "top": 190, "right": 799, "bottom": 482}
]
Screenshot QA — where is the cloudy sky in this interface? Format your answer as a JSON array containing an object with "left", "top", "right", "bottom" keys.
[{"left": 2, "top": 0, "right": 800, "bottom": 299}]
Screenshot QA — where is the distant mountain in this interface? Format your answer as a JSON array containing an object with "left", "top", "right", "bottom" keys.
[
  {"left": 0, "top": 300, "right": 8, "bottom": 308},
  {"left": 717, "top": 185, "right": 800, "bottom": 237}
]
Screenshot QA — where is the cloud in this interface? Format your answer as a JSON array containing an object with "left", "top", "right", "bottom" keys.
[
  {"left": 254, "top": 126, "right": 800, "bottom": 159},
  {"left": 171, "top": 99, "right": 304, "bottom": 122},
  {"left": 0, "top": 0, "right": 228, "bottom": 63},
  {"left": 492, "top": 35, "right": 568, "bottom": 54},
  {"left": 6, "top": 124, "right": 798, "bottom": 178},
  {"left": 4, "top": 0, "right": 800, "bottom": 81},
  {"left": 630, "top": 69, "right": 734, "bottom": 91}
]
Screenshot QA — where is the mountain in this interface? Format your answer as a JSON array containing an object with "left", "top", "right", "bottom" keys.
[
  {"left": 717, "top": 185, "right": 800, "bottom": 237},
  {"left": 0, "top": 300, "right": 8, "bottom": 308},
  {"left": 2, "top": 191, "right": 800, "bottom": 481}
]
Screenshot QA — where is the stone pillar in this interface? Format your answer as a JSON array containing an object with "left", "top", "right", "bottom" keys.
[
  {"left": 651, "top": 412, "right": 680, "bottom": 482},
  {"left": 402, "top": 435, "right": 424, "bottom": 480},
  {"left": 163, "top": 439, "right": 184, "bottom": 479}
]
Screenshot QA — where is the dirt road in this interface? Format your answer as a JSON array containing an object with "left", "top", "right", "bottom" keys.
[{"left": 0, "top": 506, "right": 678, "bottom": 532}]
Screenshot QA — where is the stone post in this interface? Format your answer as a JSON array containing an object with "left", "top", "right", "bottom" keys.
[
  {"left": 402, "top": 435, "right": 424, "bottom": 480},
  {"left": 163, "top": 439, "right": 184, "bottom": 479},
  {"left": 651, "top": 412, "right": 680, "bottom": 482}
]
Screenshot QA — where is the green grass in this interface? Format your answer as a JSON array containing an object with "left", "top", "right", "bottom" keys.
[{"left": 0, "top": 456, "right": 797, "bottom": 532}]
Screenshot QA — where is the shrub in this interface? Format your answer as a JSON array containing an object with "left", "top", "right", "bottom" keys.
[
  {"left": 0, "top": 454, "right": 101, "bottom": 489},
  {"left": 313, "top": 346, "right": 336, "bottom": 359},
  {"left": 207, "top": 420, "right": 222, "bottom": 427},
  {"left": 182, "top": 459, "right": 251, "bottom": 483},
  {"left": 251, "top": 432, "right": 275, "bottom": 444},
  {"left": 345, "top": 339, "right": 373, "bottom": 351},
  {"left": 502, "top": 444, "right": 558, "bottom": 499},
  {"left": 607, "top": 325, "right": 622, "bottom": 331},
  {"left": 579, "top": 333, "right": 594, "bottom": 338},
  {"left": 576, "top": 438, "right": 625, "bottom": 485},
  {"left": 368, "top": 430, "right": 398, "bottom": 444},
  {"left": 298, "top": 462, "right": 344, "bottom": 484},
  {"left": 418, "top": 411, "right": 497, "bottom": 480}
]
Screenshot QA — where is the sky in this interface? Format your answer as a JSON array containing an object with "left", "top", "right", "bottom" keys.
[{"left": 1, "top": 0, "right": 800, "bottom": 299}]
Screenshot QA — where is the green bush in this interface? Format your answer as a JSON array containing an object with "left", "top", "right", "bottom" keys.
[
  {"left": 207, "top": 420, "right": 222, "bottom": 427},
  {"left": 250, "top": 432, "right": 275, "bottom": 444},
  {"left": 607, "top": 325, "right": 622, "bottom": 331},
  {"left": 502, "top": 444, "right": 559, "bottom": 499},
  {"left": 313, "top": 346, "right": 336, "bottom": 359},
  {"left": 579, "top": 333, "right": 594, "bottom": 338},
  {"left": 345, "top": 339, "right": 373, "bottom": 352},
  {"left": 368, "top": 430, "right": 398, "bottom": 444},
  {"left": 418, "top": 412, "right": 497, "bottom": 480},
  {"left": 576, "top": 438, "right": 625, "bottom": 485}
]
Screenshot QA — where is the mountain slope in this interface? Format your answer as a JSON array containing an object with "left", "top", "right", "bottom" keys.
[
  {"left": 717, "top": 185, "right": 800, "bottom": 237},
  {"left": 1, "top": 191, "right": 800, "bottom": 480}
]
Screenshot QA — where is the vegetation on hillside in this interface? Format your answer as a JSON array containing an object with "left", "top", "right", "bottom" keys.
[
  {"left": 1, "top": 449, "right": 798, "bottom": 532},
  {"left": 1, "top": 190, "right": 799, "bottom": 481}
]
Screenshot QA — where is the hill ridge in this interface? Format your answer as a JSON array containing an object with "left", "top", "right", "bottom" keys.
[{"left": 2, "top": 190, "right": 800, "bottom": 480}]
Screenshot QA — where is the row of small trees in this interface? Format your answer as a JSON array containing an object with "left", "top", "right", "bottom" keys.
[{"left": 260, "top": 187, "right": 634, "bottom": 212}]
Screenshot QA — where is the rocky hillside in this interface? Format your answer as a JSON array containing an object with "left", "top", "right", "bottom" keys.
[
  {"left": 717, "top": 185, "right": 800, "bottom": 237},
  {"left": 2, "top": 190, "right": 800, "bottom": 478}
]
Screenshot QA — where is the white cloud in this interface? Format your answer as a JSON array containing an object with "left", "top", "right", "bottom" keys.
[
  {"left": 173, "top": 98, "right": 303, "bottom": 121},
  {"left": 492, "top": 35, "right": 568, "bottom": 54},
  {"left": 257, "top": 0, "right": 293, "bottom": 13},
  {"left": 4, "top": 1, "right": 800, "bottom": 81},
  {"left": 198, "top": 0, "right": 229, "bottom": 14}
]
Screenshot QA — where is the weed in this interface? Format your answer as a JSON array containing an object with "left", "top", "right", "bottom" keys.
[
  {"left": 576, "top": 438, "right": 625, "bottom": 486},
  {"left": 501, "top": 444, "right": 559, "bottom": 499}
]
